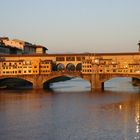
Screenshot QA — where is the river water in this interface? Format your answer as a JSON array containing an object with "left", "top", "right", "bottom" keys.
[{"left": 0, "top": 78, "right": 139, "bottom": 140}]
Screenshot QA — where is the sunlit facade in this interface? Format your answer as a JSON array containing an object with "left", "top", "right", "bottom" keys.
[
  {"left": 82, "top": 54, "right": 140, "bottom": 74},
  {"left": 0, "top": 59, "right": 52, "bottom": 76}
]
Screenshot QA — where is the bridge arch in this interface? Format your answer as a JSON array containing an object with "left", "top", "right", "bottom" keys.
[
  {"left": 100, "top": 74, "right": 140, "bottom": 83},
  {"left": 43, "top": 75, "right": 72, "bottom": 89},
  {"left": 98, "top": 74, "right": 140, "bottom": 90},
  {"left": 42, "top": 72, "right": 89, "bottom": 89},
  {"left": 0, "top": 77, "right": 33, "bottom": 88},
  {"left": 66, "top": 63, "right": 75, "bottom": 71}
]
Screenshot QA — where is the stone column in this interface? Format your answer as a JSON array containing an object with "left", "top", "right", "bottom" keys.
[
  {"left": 32, "top": 75, "right": 44, "bottom": 89},
  {"left": 91, "top": 74, "right": 104, "bottom": 91}
]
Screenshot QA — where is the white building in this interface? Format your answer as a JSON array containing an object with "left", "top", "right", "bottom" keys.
[{"left": 0, "top": 37, "right": 48, "bottom": 54}]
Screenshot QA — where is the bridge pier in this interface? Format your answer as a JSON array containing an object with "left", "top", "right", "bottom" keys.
[
  {"left": 91, "top": 74, "right": 104, "bottom": 92},
  {"left": 32, "top": 75, "right": 44, "bottom": 89},
  {"left": 33, "top": 82, "right": 43, "bottom": 89},
  {"left": 132, "top": 78, "right": 140, "bottom": 86}
]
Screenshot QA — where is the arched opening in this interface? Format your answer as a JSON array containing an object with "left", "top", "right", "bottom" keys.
[
  {"left": 0, "top": 78, "right": 32, "bottom": 89},
  {"left": 76, "top": 63, "right": 82, "bottom": 71},
  {"left": 43, "top": 76, "right": 90, "bottom": 92},
  {"left": 104, "top": 77, "right": 140, "bottom": 92},
  {"left": 57, "top": 63, "right": 65, "bottom": 71},
  {"left": 66, "top": 63, "right": 75, "bottom": 71},
  {"left": 43, "top": 76, "right": 73, "bottom": 89}
]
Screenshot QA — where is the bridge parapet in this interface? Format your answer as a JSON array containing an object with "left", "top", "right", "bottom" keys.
[{"left": 1, "top": 53, "right": 140, "bottom": 91}]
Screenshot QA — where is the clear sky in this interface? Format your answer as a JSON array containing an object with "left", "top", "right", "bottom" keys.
[{"left": 0, "top": 0, "right": 140, "bottom": 53}]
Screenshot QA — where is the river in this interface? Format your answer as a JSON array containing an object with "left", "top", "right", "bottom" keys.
[{"left": 0, "top": 78, "right": 139, "bottom": 140}]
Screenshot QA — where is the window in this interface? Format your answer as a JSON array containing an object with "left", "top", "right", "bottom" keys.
[
  {"left": 66, "top": 57, "right": 75, "bottom": 61},
  {"left": 82, "top": 57, "right": 85, "bottom": 60},
  {"left": 113, "top": 69, "right": 116, "bottom": 72},
  {"left": 76, "top": 57, "right": 81, "bottom": 61},
  {"left": 28, "top": 70, "right": 31, "bottom": 73},
  {"left": 56, "top": 57, "right": 65, "bottom": 61}
]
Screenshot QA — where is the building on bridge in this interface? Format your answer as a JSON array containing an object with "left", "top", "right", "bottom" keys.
[
  {"left": 0, "top": 52, "right": 140, "bottom": 90},
  {"left": 82, "top": 54, "right": 140, "bottom": 74},
  {"left": 0, "top": 59, "right": 52, "bottom": 76},
  {"left": 39, "top": 60, "right": 52, "bottom": 75}
]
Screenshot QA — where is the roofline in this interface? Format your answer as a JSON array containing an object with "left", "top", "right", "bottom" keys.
[{"left": 0, "top": 52, "right": 140, "bottom": 57}]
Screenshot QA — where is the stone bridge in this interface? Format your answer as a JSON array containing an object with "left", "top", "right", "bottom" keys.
[
  {"left": 0, "top": 71, "right": 140, "bottom": 91},
  {"left": 0, "top": 71, "right": 83, "bottom": 89},
  {"left": 1, "top": 52, "right": 140, "bottom": 91}
]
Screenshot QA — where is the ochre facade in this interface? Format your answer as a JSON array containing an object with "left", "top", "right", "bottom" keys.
[{"left": 0, "top": 52, "right": 140, "bottom": 91}]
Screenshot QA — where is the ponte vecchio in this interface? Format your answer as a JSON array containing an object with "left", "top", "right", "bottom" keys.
[{"left": 0, "top": 51, "right": 140, "bottom": 91}]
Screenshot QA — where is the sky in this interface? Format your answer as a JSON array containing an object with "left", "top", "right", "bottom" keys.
[{"left": 0, "top": 0, "right": 140, "bottom": 53}]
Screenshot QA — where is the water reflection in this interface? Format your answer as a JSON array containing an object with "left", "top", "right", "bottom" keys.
[
  {"left": 135, "top": 101, "right": 140, "bottom": 139},
  {"left": 0, "top": 78, "right": 139, "bottom": 140}
]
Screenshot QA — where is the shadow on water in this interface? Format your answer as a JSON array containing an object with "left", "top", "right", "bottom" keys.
[
  {"left": 0, "top": 78, "right": 33, "bottom": 90},
  {"left": 0, "top": 77, "right": 140, "bottom": 94},
  {"left": 0, "top": 78, "right": 139, "bottom": 140}
]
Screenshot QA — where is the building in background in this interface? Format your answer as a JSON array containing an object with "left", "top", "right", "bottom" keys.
[
  {"left": 35, "top": 45, "right": 48, "bottom": 54},
  {"left": 0, "top": 37, "right": 48, "bottom": 54},
  {"left": 0, "top": 43, "right": 22, "bottom": 54}
]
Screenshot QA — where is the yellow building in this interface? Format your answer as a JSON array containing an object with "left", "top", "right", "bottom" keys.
[
  {"left": 22, "top": 60, "right": 40, "bottom": 75},
  {"left": 82, "top": 54, "right": 140, "bottom": 75},
  {"left": 39, "top": 60, "right": 52, "bottom": 75},
  {"left": 0, "top": 59, "right": 41, "bottom": 76},
  {"left": 1, "top": 60, "right": 23, "bottom": 75},
  {"left": 32, "top": 60, "right": 40, "bottom": 75}
]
